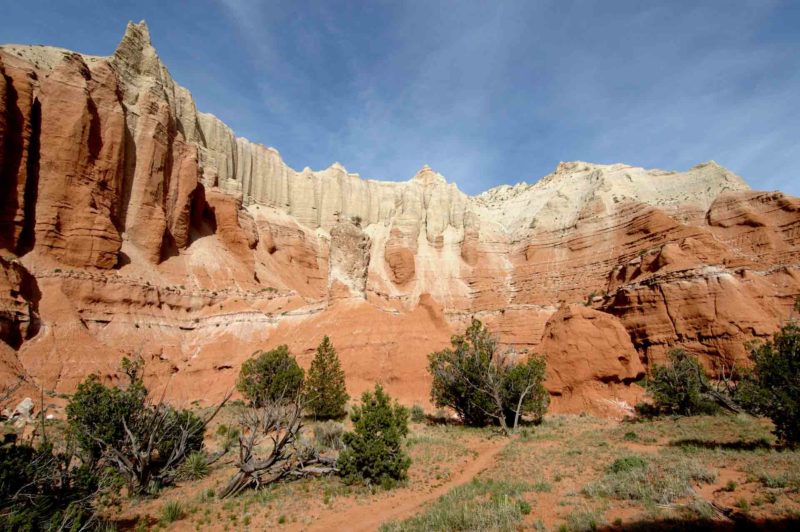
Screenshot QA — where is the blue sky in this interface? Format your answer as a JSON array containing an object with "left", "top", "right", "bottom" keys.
[{"left": 2, "top": 0, "right": 798, "bottom": 195}]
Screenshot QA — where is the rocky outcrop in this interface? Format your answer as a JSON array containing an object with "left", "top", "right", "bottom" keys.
[
  {"left": 34, "top": 52, "right": 124, "bottom": 268},
  {"left": 0, "top": 257, "right": 39, "bottom": 349},
  {"left": 384, "top": 228, "right": 416, "bottom": 285},
  {"left": 0, "top": 22, "right": 798, "bottom": 416},
  {"left": 329, "top": 221, "right": 370, "bottom": 297},
  {"left": 540, "top": 304, "right": 645, "bottom": 416}
]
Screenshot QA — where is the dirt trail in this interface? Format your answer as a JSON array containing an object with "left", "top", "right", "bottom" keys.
[{"left": 298, "top": 437, "right": 508, "bottom": 532}]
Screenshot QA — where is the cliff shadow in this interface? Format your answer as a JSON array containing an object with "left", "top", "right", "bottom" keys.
[
  {"left": 188, "top": 183, "right": 217, "bottom": 244},
  {"left": 18, "top": 97, "right": 40, "bottom": 255}
]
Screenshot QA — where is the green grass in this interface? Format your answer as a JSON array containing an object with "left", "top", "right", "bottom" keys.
[
  {"left": 178, "top": 451, "right": 209, "bottom": 480},
  {"left": 736, "top": 497, "right": 750, "bottom": 511},
  {"left": 161, "top": 500, "right": 185, "bottom": 524},
  {"left": 381, "top": 479, "right": 531, "bottom": 532},
  {"left": 560, "top": 506, "right": 605, "bottom": 532},
  {"left": 583, "top": 453, "right": 715, "bottom": 505}
]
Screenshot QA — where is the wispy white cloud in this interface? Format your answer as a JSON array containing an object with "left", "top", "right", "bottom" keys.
[{"left": 211, "top": 0, "right": 799, "bottom": 195}]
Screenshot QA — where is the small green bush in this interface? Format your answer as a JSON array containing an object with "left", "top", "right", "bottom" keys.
[
  {"left": 410, "top": 404, "right": 426, "bottom": 423},
  {"left": 735, "top": 497, "right": 750, "bottom": 511},
  {"left": 518, "top": 500, "right": 532, "bottom": 515},
  {"left": 66, "top": 357, "right": 207, "bottom": 494},
  {"left": 237, "top": 345, "right": 304, "bottom": 406},
  {"left": 623, "top": 431, "right": 638, "bottom": 441},
  {"left": 607, "top": 455, "right": 648, "bottom": 473},
  {"left": 337, "top": 385, "right": 410, "bottom": 487}
]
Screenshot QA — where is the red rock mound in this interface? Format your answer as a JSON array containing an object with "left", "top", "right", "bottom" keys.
[{"left": 540, "top": 304, "right": 645, "bottom": 417}]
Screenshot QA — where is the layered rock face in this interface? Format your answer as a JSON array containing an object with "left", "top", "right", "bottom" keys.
[{"left": 1, "top": 22, "right": 798, "bottom": 416}]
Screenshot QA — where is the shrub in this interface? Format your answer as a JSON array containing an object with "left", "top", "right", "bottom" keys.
[
  {"left": 237, "top": 345, "right": 305, "bottom": 406},
  {"left": 410, "top": 404, "right": 426, "bottom": 423},
  {"left": 158, "top": 408, "right": 206, "bottom": 457},
  {"left": 66, "top": 357, "right": 147, "bottom": 463},
  {"left": 428, "top": 319, "right": 548, "bottom": 430},
  {"left": 306, "top": 336, "right": 349, "bottom": 419},
  {"left": 608, "top": 455, "right": 648, "bottom": 473},
  {"left": 338, "top": 385, "right": 410, "bottom": 487},
  {"left": 66, "top": 357, "right": 213, "bottom": 494},
  {"left": 647, "top": 349, "right": 717, "bottom": 415},
  {"left": 737, "top": 323, "right": 800, "bottom": 445},
  {"left": 314, "top": 421, "right": 345, "bottom": 450},
  {"left": 0, "top": 443, "right": 97, "bottom": 530}
]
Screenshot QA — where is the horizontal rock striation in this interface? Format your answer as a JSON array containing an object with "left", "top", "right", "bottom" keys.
[{"left": 1, "top": 21, "right": 798, "bottom": 416}]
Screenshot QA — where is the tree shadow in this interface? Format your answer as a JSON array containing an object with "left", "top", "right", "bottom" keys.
[
  {"left": 424, "top": 413, "right": 462, "bottom": 426},
  {"left": 668, "top": 437, "right": 774, "bottom": 451}
]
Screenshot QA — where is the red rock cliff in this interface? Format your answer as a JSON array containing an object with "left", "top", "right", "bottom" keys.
[{"left": 1, "top": 22, "right": 798, "bottom": 416}]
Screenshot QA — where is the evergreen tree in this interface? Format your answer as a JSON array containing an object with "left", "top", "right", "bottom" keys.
[
  {"left": 647, "top": 349, "right": 717, "bottom": 416},
  {"left": 306, "top": 336, "right": 349, "bottom": 419},
  {"left": 738, "top": 323, "right": 800, "bottom": 446},
  {"left": 428, "top": 318, "right": 549, "bottom": 430},
  {"left": 237, "top": 345, "right": 305, "bottom": 407},
  {"left": 337, "top": 385, "right": 410, "bottom": 488}
]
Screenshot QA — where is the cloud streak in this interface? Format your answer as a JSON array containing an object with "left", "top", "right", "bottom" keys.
[{"left": 2, "top": 0, "right": 798, "bottom": 196}]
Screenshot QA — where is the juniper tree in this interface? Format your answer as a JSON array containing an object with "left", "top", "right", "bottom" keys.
[
  {"left": 337, "top": 385, "right": 410, "bottom": 488},
  {"left": 67, "top": 356, "right": 226, "bottom": 494},
  {"left": 237, "top": 345, "right": 305, "bottom": 407},
  {"left": 306, "top": 336, "right": 349, "bottom": 419},
  {"left": 737, "top": 323, "right": 800, "bottom": 446},
  {"left": 428, "top": 318, "right": 549, "bottom": 432}
]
